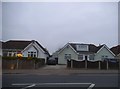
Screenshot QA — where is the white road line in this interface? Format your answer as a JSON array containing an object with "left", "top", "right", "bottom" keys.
[
  {"left": 12, "top": 83, "right": 95, "bottom": 89},
  {"left": 37, "top": 83, "right": 92, "bottom": 85},
  {"left": 88, "top": 84, "right": 95, "bottom": 89},
  {"left": 12, "top": 83, "right": 32, "bottom": 86},
  {"left": 21, "top": 84, "right": 36, "bottom": 89},
  {"left": 12, "top": 83, "right": 92, "bottom": 85}
]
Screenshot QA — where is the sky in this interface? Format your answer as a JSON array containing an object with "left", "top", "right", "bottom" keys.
[{"left": 2, "top": 2, "right": 118, "bottom": 54}]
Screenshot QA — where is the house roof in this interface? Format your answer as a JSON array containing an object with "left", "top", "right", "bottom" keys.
[
  {"left": 2, "top": 40, "right": 31, "bottom": 49},
  {"left": 2, "top": 40, "right": 50, "bottom": 56},
  {"left": 110, "top": 45, "right": 120, "bottom": 55},
  {"left": 69, "top": 43, "right": 103, "bottom": 54},
  {"left": 35, "top": 41, "right": 50, "bottom": 56}
]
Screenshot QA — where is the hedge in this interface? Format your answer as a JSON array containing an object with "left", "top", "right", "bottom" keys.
[{"left": 2, "top": 56, "right": 45, "bottom": 63}]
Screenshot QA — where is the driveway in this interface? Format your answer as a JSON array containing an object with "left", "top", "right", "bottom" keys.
[{"left": 41, "top": 65, "right": 66, "bottom": 70}]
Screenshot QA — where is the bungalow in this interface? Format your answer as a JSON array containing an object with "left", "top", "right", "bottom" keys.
[
  {"left": 56, "top": 43, "right": 117, "bottom": 69},
  {"left": 2, "top": 40, "right": 50, "bottom": 64}
]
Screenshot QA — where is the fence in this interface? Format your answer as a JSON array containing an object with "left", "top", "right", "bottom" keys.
[
  {"left": 2, "top": 57, "right": 45, "bottom": 69},
  {"left": 67, "top": 60, "right": 119, "bottom": 70}
]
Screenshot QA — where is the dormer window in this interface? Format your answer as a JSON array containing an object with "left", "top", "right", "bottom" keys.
[{"left": 76, "top": 44, "right": 89, "bottom": 51}]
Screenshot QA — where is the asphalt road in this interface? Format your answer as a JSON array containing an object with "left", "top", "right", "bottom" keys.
[{"left": 2, "top": 73, "right": 119, "bottom": 89}]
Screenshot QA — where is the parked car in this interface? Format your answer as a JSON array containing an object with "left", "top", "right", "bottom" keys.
[{"left": 47, "top": 57, "right": 57, "bottom": 65}]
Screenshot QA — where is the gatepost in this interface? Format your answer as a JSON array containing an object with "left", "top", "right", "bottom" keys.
[{"left": 16, "top": 52, "right": 23, "bottom": 69}]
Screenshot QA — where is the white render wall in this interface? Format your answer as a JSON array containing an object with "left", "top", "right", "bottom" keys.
[
  {"left": 33, "top": 42, "right": 47, "bottom": 59},
  {"left": 94, "top": 46, "right": 115, "bottom": 61},
  {"left": 58, "top": 45, "right": 78, "bottom": 64},
  {"left": 22, "top": 42, "right": 48, "bottom": 63},
  {"left": 22, "top": 46, "right": 37, "bottom": 57}
]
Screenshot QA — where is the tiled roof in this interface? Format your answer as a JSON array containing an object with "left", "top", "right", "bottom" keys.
[
  {"left": 2, "top": 40, "right": 31, "bottom": 49},
  {"left": 110, "top": 45, "right": 120, "bottom": 55}
]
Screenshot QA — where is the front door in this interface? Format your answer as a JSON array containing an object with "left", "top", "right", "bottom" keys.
[{"left": 85, "top": 55, "right": 88, "bottom": 60}]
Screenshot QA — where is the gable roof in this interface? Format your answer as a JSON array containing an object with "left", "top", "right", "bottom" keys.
[
  {"left": 110, "top": 45, "right": 120, "bottom": 56},
  {"left": 57, "top": 43, "right": 78, "bottom": 54},
  {"left": 2, "top": 40, "right": 50, "bottom": 56},
  {"left": 35, "top": 41, "right": 50, "bottom": 56},
  {"left": 57, "top": 42, "right": 104, "bottom": 55},
  {"left": 97, "top": 44, "right": 115, "bottom": 56}
]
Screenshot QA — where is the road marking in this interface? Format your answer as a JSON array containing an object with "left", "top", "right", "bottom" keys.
[
  {"left": 21, "top": 84, "right": 36, "bottom": 89},
  {"left": 88, "top": 84, "right": 95, "bottom": 89},
  {"left": 37, "top": 83, "right": 93, "bottom": 85},
  {"left": 12, "top": 83, "right": 93, "bottom": 85},
  {"left": 12, "top": 82, "right": 95, "bottom": 89}
]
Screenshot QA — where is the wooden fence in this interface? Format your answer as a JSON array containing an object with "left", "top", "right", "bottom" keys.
[
  {"left": 2, "top": 57, "right": 45, "bottom": 69},
  {"left": 67, "top": 60, "right": 119, "bottom": 70}
]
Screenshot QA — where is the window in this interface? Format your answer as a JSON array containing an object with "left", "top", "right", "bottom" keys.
[
  {"left": 78, "top": 54, "right": 83, "bottom": 60},
  {"left": 64, "top": 54, "right": 71, "bottom": 60},
  {"left": 28, "top": 51, "right": 37, "bottom": 57},
  {"left": 89, "top": 55, "right": 94, "bottom": 60},
  {"left": 13, "top": 52, "right": 17, "bottom": 57},
  {"left": 7, "top": 52, "right": 17, "bottom": 57},
  {"left": 101, "top": 55, "right": 108, "bottom": 60},
  {"left": 7, "top": 52, "right": 12, "bottom": 57},
  {"left": 33, "top": 52, "right": 36, "bottom": 57},
  {"left": 76, "top": 44, "right": 88, "bottom": 51}
]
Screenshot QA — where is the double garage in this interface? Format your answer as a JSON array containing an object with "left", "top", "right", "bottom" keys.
[{"left": 67, "top": 59, "right": 119, "bottom": 70}]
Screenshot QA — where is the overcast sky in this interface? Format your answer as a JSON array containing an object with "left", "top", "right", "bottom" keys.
[{"left": 2, "top": 2, "right": 118, "bottom": 54}]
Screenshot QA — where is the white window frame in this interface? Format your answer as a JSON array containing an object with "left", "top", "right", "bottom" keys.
[
  {"left": 28, "top": 51, "right": 37, "bottom": 57},
  {"left": 7, "top": 52, "right": 17, "bottom": 57},
  {"left": 7, "top": 52, "right": 12, "bottom": 57}
]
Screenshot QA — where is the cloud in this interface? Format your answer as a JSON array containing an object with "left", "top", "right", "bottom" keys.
[{"left": 2, "top": 2, "right": 118, "bottom": 54}]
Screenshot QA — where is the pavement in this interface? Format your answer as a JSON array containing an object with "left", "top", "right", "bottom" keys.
[{"left": 2, "top": 65, "right": 119, "bottom": 75}]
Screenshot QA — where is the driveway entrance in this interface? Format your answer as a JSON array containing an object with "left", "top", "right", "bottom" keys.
[{"left": 41, "top": 65, "right": 66, "bottom": 70}]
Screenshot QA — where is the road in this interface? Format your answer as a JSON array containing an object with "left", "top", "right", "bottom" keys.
[{"left": 2, "top": 73, "right": 118, "bottom": 89}]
